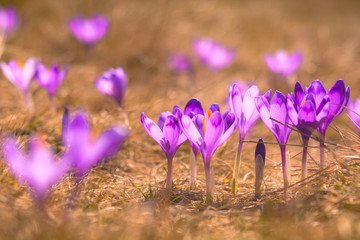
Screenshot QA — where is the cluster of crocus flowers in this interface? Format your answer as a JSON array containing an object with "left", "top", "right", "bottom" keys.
[
  {"left": 0, "top": 5, "right": 19, "bottom": 37},
  {"left": 0, "top": 58, "right": 68, "bottom": 111},
  {"left": 228, "top": 84, "right": 260, "bottom": 193},
  {"left": 287, "top": 81, "right": 331, "bottom": 179},
  {"left": 95, "top": 67, "right": 128, "bottom": 107},
  {"left": 68, "top": 14, "right": 109, "bottom": 49},
  {"left": 264, "top": 50, "right": 302, "bottom": 80},
  {"left": 141, "top": 109, "right": 187, "bottom": 189},
  {"left": 192, "top": 37, "right": 235, "bottom": 71},
  {"left": 2, "top": 108, "right": 129, "bottom": 206}
]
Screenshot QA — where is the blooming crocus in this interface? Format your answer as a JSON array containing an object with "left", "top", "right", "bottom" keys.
[
  {"left": 0, "top": 58, "right": 38, "bottom": 110},
  {"left": 63, "top": 110, "right": 129, "bottom": 178},
  {"left": 181, "top": 105, "right": 237, "bottom": 203},
  {"left": 167, "top": 53, "right": 193, "bottom": 74},
  {"left": 192, "top": 37, "right": 235, "bottom": 70},
  {"left": 255, "top": 138, "right": 265, "bottom": 198},
  {"left": 228, "top": 84, "right": 260, "bottom": 194},
  {"left": 174, "top": 98, "right": 220, "bottom": 189},
  {"left": 2, "top": 136, "right": 69, "bottom": 204},
  {"left": 306, "top": 80, "right": 350, "bottom": 168},
  {"left": 0, "top": 5, "right": 18, "bottom": 37},
  {"left": 264, "top": 50, "right": 302, "bottom": 79},
  {"left": 287, "top": 82, "right": 330, "bottom": 179},
  {"left": 141, "top": 111, "right": 187, "bottom": 189},
  {"left": 95, "top": 67, "right": 127, "bottom": 106},
  {"left": 347, "top": 98, "right": 360, "bottom": 132},
  {"left": 35, "top": 63, "right": 68, "bottom": 108},
  {"left": 255, "top": 90, "right": 292, "bottom": 193},
  {"left": 68, "top": 14, "right": 109, "bottom": 48}
]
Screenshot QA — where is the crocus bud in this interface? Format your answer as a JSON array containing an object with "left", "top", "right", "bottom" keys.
[{"left": 255, "top": 137, "right": 265, "bottom": 197}]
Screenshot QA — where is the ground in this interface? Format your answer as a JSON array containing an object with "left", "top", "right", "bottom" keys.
[{"left": 0, "top": 0, "right": 360, "bottom": 239}]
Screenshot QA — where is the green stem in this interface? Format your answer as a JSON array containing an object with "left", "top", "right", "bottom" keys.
[
  {"left": 166, "top": 156, "right": 173, "bottom": 190},
  {"left": 319, "top": 133, "right": 325, "bottom": 169},
  {"left": 189, "top": 149, "right": 197, "bottom": 189},
  {"left": 280, "top": 144, "right": 288, "bottom": 200},
  {"left": 301, "top": 135, "right": 310, "bottom": 180},
  {"left": 231, "top": 136, "right": 244, "bottom": 194}
]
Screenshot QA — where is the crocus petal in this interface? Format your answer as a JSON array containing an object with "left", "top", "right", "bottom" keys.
[
  {"left": 204, "top": 111, "right": 224, "bottom": 159},
  {"left": 2, "top": 137, "right": 26, "bottom": 179},
  {"left": 229, "top": 83, "right": 243, "bottom": 119},
  {"left": 286, "top": 94, "right": 299, "bottom": 126},
  {"left": 255, "top": 95, "right": 272, "bottom": 131},
  {"left": 242, "top": 85, "right": 260, "bottom": 133},
  {"left": 141, "top": 112, "right": 163, "bottom": 145},
  {"left": 209, "top": 103, "right": 220, "bottom": 113},
  {"left": 184, "top": 98, "right": 204, "bottom": 116},
  {"left": 181, "top": 115, "right": 203, "bottom": 151},
  {"left": 162, "top": 115, "right": 181, "bottom": 155},
  {"left": 218, "top": 112, "right": 237, "bottom": 147},
  {"left": 307, "top": 80, "right": 327, "bottom": 108},
  {"left": 263, "top": 89, "right": 272, "bottom": 102},
  {"left": 158, "top": 111, "right": 172, "bottom": 130},
  {"left": 294, "top": 81, "right": 305, "bottom": 107}
]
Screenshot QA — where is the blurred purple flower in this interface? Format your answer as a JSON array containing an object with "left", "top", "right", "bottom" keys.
[
  {"left": 0, "top": 5, "right": 18, "bottom": 37},
  {"left": 68, "top": 14, "right": 109, "bottom": 48},
  {"left": 181, "top": 106, "right": 237, "bottom": 203},
  {"left": 256, "top": 90, "right": 292, "bottom": 191},
  {"left": 228, "top": 84, "right": 260, "bottom": 193},
  {"left": 167, "top": 53, "right": 193, "bottom": 74},
  {"left": 347, "top": 98, "right": 360, "bottom": 132},
  {"left": 0, "top": 58, "right": 38, "bottom": 110},
  {"left": 63, "top": 110, "right": 129, "bottom": 178},
  {"left": 141, "top": 111, "right": 187, "bottom": 189},
  {"left": 264, "top": 50, "right": 302, "bottom": 79},
  {"left": 95, "top": 67, "right": 127, "bottom": 106},
  {"left": 36, "top": 63, "right": 68, "bottom": 106},
  {"left": 2, "top": 136, "right": 69, "bottom": 203},
  {"left": 287, "top": 81, "right": 330, "bottom": 178},
  {"left": 192, "top": 38, "right": 235, "bottom": 70},
  {"left": 302, "top": 80, "right": 349, "bottom": 168}
]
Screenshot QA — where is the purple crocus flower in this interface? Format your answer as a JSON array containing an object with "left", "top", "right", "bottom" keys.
[
  {"left": 2, "top": 136, "right": 69, "bottom": 204},
  {"left": 192, "top": 38, "right": 235, "bottom": 70},
  {"left": 63, "top": 110, "right": 129, "bottom": 178},
  {"left": 141, "top": 111, "right": 187, "bottom": 189},
  {"left": 305, "top": 80, "right": 350, "bottom": 168},
  {"left": 347, "top": 98, "right": 360, "bottom": 132},
  {"left": 68, "top": 14, "right": 109, "bottom": 48},
  {"left": 264, "top": 50, "right": 302, "bottom": 79},
  {"left": 95, "top": 67, "right": 127, "bottom": 106},
  {"left": 181, "top": 105, "right": 237, "bottom": 203},
  {"left": 35, "top": 63, "right": 68, "bottom": 107},
  {"left": 255, "top": 90, "right": 292, "bottom": 192},
  {"left": 0, "top": 58, "right": 38, "bottom": 110},
  {"left": 167, "top": 53, "right": 193, "bottom": 74},
  {"left": 175, "top": 98, "right": 221, "bottom": 189},
  {"left": 228, "top": 84, "right": 260, "bottom": 194},
  {"left": 0, "top": 5, "right": 18, "bottom": 37},
  {"left": 286, "top": 82, "right": 330, "bottom": 179}
]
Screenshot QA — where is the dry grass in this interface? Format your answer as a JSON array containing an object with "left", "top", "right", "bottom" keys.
[{"left": 0, "top": 0, "right": 360, "bottom": 239}]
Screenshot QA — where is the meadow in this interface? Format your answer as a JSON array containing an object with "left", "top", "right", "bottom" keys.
[{"left": 1, "top": 0, "right": 360, "bottom": 239}]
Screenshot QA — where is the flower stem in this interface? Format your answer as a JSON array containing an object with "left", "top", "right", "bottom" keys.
[
  {"left": 204, "top": 160, "right": 214, "bottom": 204},
  {"left": 231, "top": 136, "right": 244, "bottom": 194},
  {"left": 23, "top": 91, "right": 33, "bottom": 112},
  {"left": 166, "top": 156, "right": 173, "bottom": 190},
  {"left": 189, "top": 149, "right": 197, "bottom": 190},
  {"left": 301, "top": 135, "right": 310, "bottom": 180},
  {"left": 280, "top": 144, "right": 288, "bottom": 199},
  {"left": 319, "top": 133, "right": 325, "bottom": 169}
]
